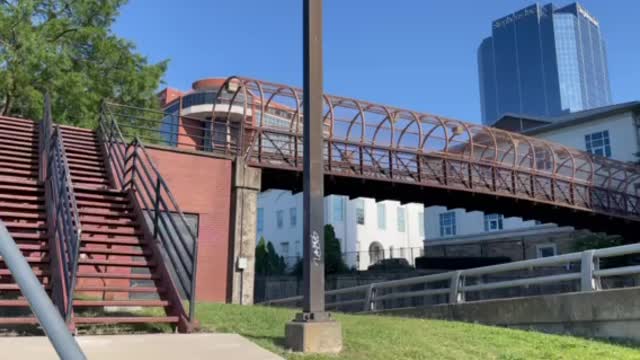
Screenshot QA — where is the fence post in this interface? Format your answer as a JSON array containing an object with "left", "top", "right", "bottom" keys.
[
  {"left": 581, "top": 250, "right": 597, "bottom": 292},
  {"left": 449, "top": 271, "right": 464, "bottom": 304},
  {"left": 363, "top": 284, "right": 376, "bottom": 312}
]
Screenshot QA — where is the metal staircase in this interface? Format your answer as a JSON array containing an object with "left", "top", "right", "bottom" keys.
[{"left": 0, "top": 99, "right": 198, "bottom": 333}]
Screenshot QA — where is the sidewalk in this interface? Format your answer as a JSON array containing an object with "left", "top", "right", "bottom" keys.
[{"left": 0, "top": 333, "right": 284, "bottom": 360}]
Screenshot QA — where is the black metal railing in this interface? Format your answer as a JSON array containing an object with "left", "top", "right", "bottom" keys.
[
  {"left": 101, "top": 102, "right": 242, "bottom": 156},
  {"left": 99, "top": 108, "right": 198, "bottom": 322},
  {"left": 40, "top": 95, "right": 82, "bottom": 322}
]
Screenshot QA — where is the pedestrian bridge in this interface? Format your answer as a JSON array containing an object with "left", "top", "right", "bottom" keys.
[{"left": 110, "top": 76, "right": 640, "bottom": 237}]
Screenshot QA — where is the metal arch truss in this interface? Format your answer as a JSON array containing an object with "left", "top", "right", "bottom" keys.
[{"left": 211, "top": 76, "right": 640, "bottom": 221}]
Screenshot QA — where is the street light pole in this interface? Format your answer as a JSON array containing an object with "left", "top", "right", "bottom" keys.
[
  {"left": 285, "top": 0, "right": 342, "bottom": 353},
  {"left": 301, "top": 0, "right": 327, "bottom": 320}
]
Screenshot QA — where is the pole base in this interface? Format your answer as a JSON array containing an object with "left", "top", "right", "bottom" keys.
[{"left": 285, "top": 316, "right": 342, "bottom": 354}]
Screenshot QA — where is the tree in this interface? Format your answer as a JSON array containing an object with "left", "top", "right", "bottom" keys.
[
  {"left": 255, "top": 237, "right": 286, "bottom": 276},
  {"left": 290, "top": 224, "right": 348, "bottom": 276},
  {"left": 573, "top": 233, "right": 629, "bottom": 268},
  {"left": 0, "top": 1, "right": 167, "bottom": 128}
]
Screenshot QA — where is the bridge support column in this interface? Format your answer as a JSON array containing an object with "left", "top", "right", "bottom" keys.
[{"left": 229, "top": 158, "right": 261, "bottom": 305}]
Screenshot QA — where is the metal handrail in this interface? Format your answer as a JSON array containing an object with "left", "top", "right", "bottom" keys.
[
  {"left": 261, "top": 243, "right": 640, "bottom": 312},
  {"left": 98, "top": 106, "right": 198, "bottom": 322},
  {"left": 46, "top": 126, "right": 83, "bottom": 321},
  {"left": 0, "top": 221, "right": 86, "bottom": 359}
]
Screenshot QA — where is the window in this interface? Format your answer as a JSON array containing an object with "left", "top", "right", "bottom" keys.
[
  {"left": 585, "top": 130, "right": 611, "bottom": 157},
  {"left": 484, "top": 214, "right": 504, "bottom": 232},
  {"left": 397, "top": 208, "right": 406, "bottom": 232},
  {"left": 377, "top": 203, "right": 386, "bottom": 230},
  {"left": 418, "top": 212, "right": 425, "bottom": 238},
  {"left": 439, "top": 211, "right": 456, "bottom": 237},
  {"left": 356, "top": 200, "right": 365, "bottom": 225},
  {"left": 257, "top": 208, "right": 264, "bottom": 233},
  {"left": 289, "top": 208, "right": 297, "bottom": 227},
  {"left": 276, "top": 210, "right": 284, "bottom": 229},
  {"left": 160, "top": 103, "right": 180, "bottom": 147},
  {"left": 281, "top": 242, "right": 290, "bottom": 256},
  {"left": 333, "top": 197, "right": 345, "bottom": 222},
  {"left": 536, "top": 244, "right": 557, "bottom": 258}
]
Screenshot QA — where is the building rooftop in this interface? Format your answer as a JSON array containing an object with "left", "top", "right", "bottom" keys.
[{"left": 493, "top": 101, "right": 640, "bottom": 134}]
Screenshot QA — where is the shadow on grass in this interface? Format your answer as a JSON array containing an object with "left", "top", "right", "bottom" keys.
[{"left": 242, "top": 334, "right": 287, "bottom": 349}]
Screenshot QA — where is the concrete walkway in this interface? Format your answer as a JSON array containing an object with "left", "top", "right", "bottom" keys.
[{"left": 0, "top": 333, "right": 284, "bottom": 359}]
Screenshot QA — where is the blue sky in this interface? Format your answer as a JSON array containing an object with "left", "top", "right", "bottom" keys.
[{"left": 113, "top": 1, "right": 639, "bottom": 124}]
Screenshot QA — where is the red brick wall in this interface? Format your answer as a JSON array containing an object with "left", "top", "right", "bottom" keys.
[{"left": 147, "top": 147, "right": 232, "bottom": 302}]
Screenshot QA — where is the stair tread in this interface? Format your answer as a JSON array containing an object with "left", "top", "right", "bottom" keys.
[
  {"left": 73, "top": 316, "right": 178, "bottom": 325},
  {"left": 76, "top": 272, "right": 158, "bottom": 280},
  {"left": 80, "top": 247, "right": 148, "bottom": 256},
  {"left": 78, "top": 258, "right": 155, "bottom": 267},
  {"left": 0, "top": 317, "right": 39, "bottom": 325},
  {"left": 74, "top": 300, "right": 170, "bottom": 307},
  {"left": 80, "top": 236, "right": 147, "bottom": 246},
  {"left": 75, "top": 286, "right": 162, "bottom": 293}
]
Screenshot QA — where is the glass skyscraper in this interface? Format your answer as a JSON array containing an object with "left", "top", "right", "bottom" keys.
[{"left": 478, "top": 3, "right": 612, "bottom": 125}]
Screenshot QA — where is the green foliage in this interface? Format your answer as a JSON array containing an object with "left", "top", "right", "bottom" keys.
[
  {"left": 255, "top": 237, "right": 286, "bottom": 276},
  {"left": 573, "top": 233, "right": 623, "bottom": 252},
  {"left": 0, "top": 0, "right": 167, "bottom": 128},
  {"left": 290, "top": 224, "right": 349, "bottom": 276},
  {"left": 573, "top": 233, "right": 631, "bottom": 268}
]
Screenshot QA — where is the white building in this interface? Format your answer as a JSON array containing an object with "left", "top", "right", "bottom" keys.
[
  {"left": 423, "top": 102, "right": 640, "bottom": 254},
  {"left": 257, "top": 191, "right": 425, "bottom": 270}
]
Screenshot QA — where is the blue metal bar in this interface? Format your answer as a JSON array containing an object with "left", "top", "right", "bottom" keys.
[{"left": 0, "top": 221, "right": 86, "bottom": 359}]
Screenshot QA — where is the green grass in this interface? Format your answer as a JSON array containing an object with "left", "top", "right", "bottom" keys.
[{"left": 193, "top": 303, "right": 640, "bottom": 360}]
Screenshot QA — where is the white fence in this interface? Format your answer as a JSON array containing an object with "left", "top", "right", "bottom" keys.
[{"left": 261, "top": 243, "right": 640, "bottom": 312}]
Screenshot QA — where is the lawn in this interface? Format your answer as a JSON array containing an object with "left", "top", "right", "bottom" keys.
[{"left": 194, "top": 303, "right": 640, "bottom": 360}]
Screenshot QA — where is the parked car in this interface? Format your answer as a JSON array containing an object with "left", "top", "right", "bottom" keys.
[{"left": 367, "top": 258, "right": 413, "bottom": 272}]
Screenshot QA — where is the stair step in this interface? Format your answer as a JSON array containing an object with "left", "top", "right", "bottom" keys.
[
  {"left": 74, "top": 185, "right": 125, "bottom": 196},
  {"left": 80, "top": 247, "right": 149, "bottom": 257},
  {"left": 0, "top": 168, "right": 37, "bottom": 178},
  {"left": 0, "top": 161, "right": 38, "bottom": 172},
  {"left": 78, "top": 258, "right": 155, "bottom": 267},
  {"left": 75, "top": 192, "right": 128, "bottom": 203},
  {"left": 0, "top": 115, "right": 36, "bottom": 126},
  {"left": 72, "top": 176, "right": 110, "bottom": 185},
  {"left": 0, "top": 212, "right": 45, "bottom": 221},
  {"left": 79, "top": 208, "right": 133, "bottom": 217},
  {"left": 0, "top": 148, "right": 38, "bottom": 160},
  {"left": 59, "top": 125, "right": 96, "bottom": 135},
  {"left": 74, "top": 316, "right": 178, "bottom": 325},
  {"left": 62, "top": 136, "right": 99, "bottom": 146},
  {"left": 3, "top": 222, "right": 46, "bottom": 230},
  {"left": 0, "top": 137, "right": 38, "bottom": 149},
  {"left": 67, "top": 157, "right": 105, "bottom": 167},
  {"left": 0, "top": 317, "right": 39, "bottom": 325},
  {"left": 0, "top": 154, "right": 37, "bottom": 165},
  {"left": 0, "top": 283, "right": 50, "bottom": 290},
  {"left": 0, "top": 299, "right": 30, "bottom": 307},
  {"left": 0, "top": 129, "right": 37, "bottom": 141},
  {"left": 0, "top": 176, "right": 40, "bottom": 187},
  {"left": 68, "top": 162, "right": 106, "bottom": 173},
  {"left": 74, "top": 300, "right": 170, "bottom": 307},
  {"left": 70, "top": 169, "right": 107, "bottom": 178},
  {"left": 0, "top": 202, "right": 44, "bottom": 211},
  {"left": 66, "top": 152, "right": 103, "bottom": 162},
  {"left": 0, "top": 192, "right": 43, "bottom": 203},
  {"left": 75, "top": 286, "right": 162, "bottom": 293},
  {"left": 10, "top": 232, "right": 47, "bottom": 241},
  {"left": 80, "top": 236, "right": 147, "bottom": 246},
  {"left": 65, "top": 147, "right": 102, "bottom": 157},
  {"left": 0, "top": 121, "right": 37, "bottom": 134},
  {"left": 82, "top": 226, "right": 141, "bottom": 236},
  {"left": 0, "top": 269, "right": 48, "bottom": 277},
  {"left": 77, "top": 200, "right": 130, "bottom": 210},
  {"left": 0, "top": 142, "right": 37, "bottom": 154},
  {"left": 81, "top": 217, "right": 137, "bottom": 227},
  {"left": 76, "top": 272, "right": 158, "bottom": 280},
  {"left": 0, "top": 256, "right": 48, "bottom": 264}
]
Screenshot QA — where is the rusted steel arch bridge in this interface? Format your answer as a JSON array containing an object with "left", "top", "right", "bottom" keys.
[{"left": 209, "top": 76, "right": 640, "bottom": 238}]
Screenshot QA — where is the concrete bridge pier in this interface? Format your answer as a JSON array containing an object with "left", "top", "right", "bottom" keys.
[{"left": 229, "top": 158, "right": 262, "bottom": 305}]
